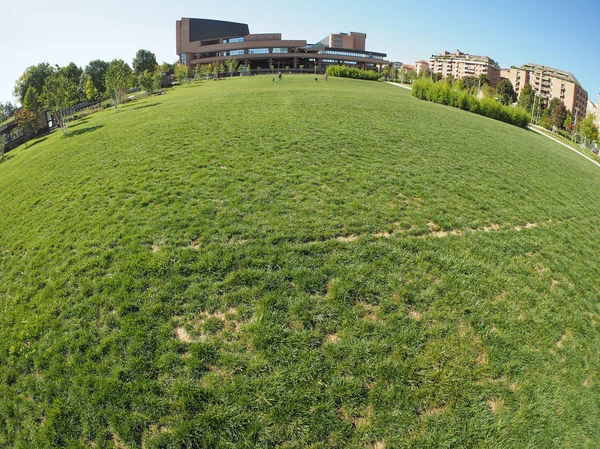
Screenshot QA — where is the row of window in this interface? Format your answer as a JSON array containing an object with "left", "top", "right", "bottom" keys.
[
  {"left": 322, "top": 50, "right": 384, "bottom": 60},
  {"left": 323, "top": 59, "right": 357, "bottom": 65},
  {"left": 223, "top": 37, "right": 244, "bottom": 43}
]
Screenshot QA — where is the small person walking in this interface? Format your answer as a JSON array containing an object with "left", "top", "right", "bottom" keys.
[
  {"left": 278, "top": 71, "right": 282, "bottom": 82},
  {"left": 324, "top": 72, "right": 328, "bottom": 83}
]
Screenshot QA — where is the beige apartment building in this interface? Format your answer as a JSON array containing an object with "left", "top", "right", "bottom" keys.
[
  {"left": 429, "top": 50, "right": 501, "bottom": 87},
  {"left": 415, "top": 60, "right": 429, "bottom": 75},
  {"left": 501, "top": 64, "right": 588, "bottom": 122}
]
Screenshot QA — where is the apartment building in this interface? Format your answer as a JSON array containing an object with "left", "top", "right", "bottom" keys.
[
  {"left": 176, "top": 18, "right": 388, "bottom": 74},
  {"left": 502, "top": 64, "right": 588, "bottom": 122},
  {"left": 429, "top": 50, "right": 501, "bottom": 87},
  {"left": 415, "top": 60, "right": 429, "bottom": 75}
]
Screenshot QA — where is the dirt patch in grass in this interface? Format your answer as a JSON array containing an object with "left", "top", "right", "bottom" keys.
[
  {"left": 483, "top": 223, "right": 500, "bottom": 232},
  {"left": 408, "top": 306, "right": 421, "bottom": 320},
  {"left": 421, "top": 405, "right": 448, "bottom": 418},
  {"left": 371, "top": 441, "right": 385, "bottom": 449},
  {"left": 174, "top": 307, "right": 240, "bottom": 343},
  {"left": 337, "top": 234, "right": 357, "bottom": 243},
  {"left": 175, "top": 326, "right": 194, "bottom": 343},
  {"left": 325, "top": 333, "right": 340, "bottom": 344},
  {"left": 487, "top": 398, "right": 504, "bottom": 415},
  {"left": 557, "top": 331, "right": 569, "bottom": 348}
]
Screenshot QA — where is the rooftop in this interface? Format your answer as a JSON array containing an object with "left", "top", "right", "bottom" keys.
[
  {"left": 431, "top": 50, "right": 499, "bottom": 68},
  {"left": 521, "top": 63, "right": 582, "bottom": 87}
]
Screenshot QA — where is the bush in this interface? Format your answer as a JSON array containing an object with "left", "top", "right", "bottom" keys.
[
  {"left": 326, "top": 65, "right": 379, "bottom": 81},
  {"left": 411, "top": 78, "right": 529, "bottom": 129}
]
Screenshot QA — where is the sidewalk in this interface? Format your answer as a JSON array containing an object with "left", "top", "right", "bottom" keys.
[{"left": 386, "top": 81, "right": 412, "bottom": 90}]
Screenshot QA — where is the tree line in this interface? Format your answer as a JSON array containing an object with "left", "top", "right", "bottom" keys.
[{"left": 2, "top": 50, "right": 182, "bottom": 137}]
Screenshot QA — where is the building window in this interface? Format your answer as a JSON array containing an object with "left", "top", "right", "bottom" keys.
[
  {"left": 181, "top": 54, "right": 186, "bottom": 65},
  {"left": 249, "top": 48, "right": 269, "bottom": 54},
  {"left": 227, "top": 49, "right": 244, "bottom": 56},
  {"left": 224, "top": 37, "right": 244, "bottom": 43},
  {"left": 272, "top": 48, "right": 289, "bottom": 53}
]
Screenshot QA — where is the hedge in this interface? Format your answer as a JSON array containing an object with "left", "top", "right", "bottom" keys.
[
  {"left": 326, "top": 65, "right": 379, "bottom": 81},
  {"left": 411, "top": 78, "right": 530, "bottom": 128}
]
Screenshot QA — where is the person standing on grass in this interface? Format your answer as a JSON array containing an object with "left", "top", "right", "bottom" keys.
[
  {"left": 278, "top": 72, "right": 282, "bottom": 82},
  {"left": 324, "top": 72, "right": 328, "bottom": 83}
]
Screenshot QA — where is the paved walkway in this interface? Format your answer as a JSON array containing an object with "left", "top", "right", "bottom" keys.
[
  {"left": 527, "top": 126, "right": 600, "bottom": 170},
  {"left": 385, "top": 81, "right": 412, "bottom": 90}
]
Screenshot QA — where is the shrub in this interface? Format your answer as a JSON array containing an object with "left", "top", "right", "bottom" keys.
[
  {"left": 326, "top": 65, "right": 379, "bottom": 81},
  {"left": 411, "top": 79, "right": 529, "bottom": 129}
]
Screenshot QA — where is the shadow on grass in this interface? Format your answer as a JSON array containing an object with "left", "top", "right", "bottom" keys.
[
  {"left": 0, "top": 154, "right": 15, "bottom": 164},
  {"left": 134, "top": 103, "right": 160, "bottom": 110},
  {"left": 27, "top": 137, "right": 48, "bottom": 148},
  {"left": 71, "top": 118, "right": 91, "bottom": 128},
  {"left": 68, "top": 125, "right": 104, "bottom": 137}
]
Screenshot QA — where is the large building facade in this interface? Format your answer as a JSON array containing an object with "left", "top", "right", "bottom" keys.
[
  {"left": 176, "top": 18, "right": 388, "bottom": 73},
  {"left": 429, "top": 50, "right": 501, "bottom": 87},
  {"left": 501, "top": 64, "right": 588, "bottom": 122}
]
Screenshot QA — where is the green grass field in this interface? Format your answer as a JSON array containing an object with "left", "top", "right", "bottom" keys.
[{"left": 1, "top": 75, "right": 599, "bottom": 448}]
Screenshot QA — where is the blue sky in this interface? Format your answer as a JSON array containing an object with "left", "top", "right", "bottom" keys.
[{"left": 2, "top": 0, "right": 599, "bottom": 106}]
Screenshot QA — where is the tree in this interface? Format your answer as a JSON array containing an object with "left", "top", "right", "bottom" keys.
[
  {"left": 0, "top": 102, "right": 15, "bottom": 122},
  {"left": 432, "top": 73, "right": 442, "bottom": 82},
  {"left": 158, "top": 62, "right": 174, "bottom": 75},
  {"left": 105, "top": 59, "right": 133, "bottom": 111},
  {"left": 85, "top": 75, "right": 99, "bottom": 101},
  {"left": 138, "top": 70, "right": 161, "bottom": 94},
  {"left": 518, "top": 83, "right": 535, "bottom": 112},
  {"left": 23, "top": 87, "right": 40, "bottom": 113},
  {"left": 194, "top": 64, "right": 202, "bottom": 80},
  {"left": 579, "top": 113, "right": 599, "bottom": 144},
  {"left": 133, "top": 49, "right": 158, "bottom": 75},
  {"left": 225, "top": 58, "right": 240, "bottom": 77},
  {"left": 497, "top": 79, "right": 517, "bottom": 105},
  {"left": 478, "top": 74, "right": 490, "bottom": 86},
  {"left": 43, "top": 70, "right": 78, "bottom": 135},
  {"left": 82, "top": 60, "right": 109, "bottom": 97},
  {"left": 13, "top": 63, "right": 55, "bottom": 103},
  {"left": 175, "top": 64, "right": 190, "bottom": 83},
  {"left": 13, "top": 108, "right": 40, "bottom": 146},
  {"left": 550, "top": 102, "right": 568, "bottom": 130}
]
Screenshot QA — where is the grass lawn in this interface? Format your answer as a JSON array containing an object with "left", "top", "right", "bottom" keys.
[
  {"left": 1, "top": 75, "right": 599, "bottom": 448},
  {"left": 529, "top": 124, "right": 600, "bottom": 164}
]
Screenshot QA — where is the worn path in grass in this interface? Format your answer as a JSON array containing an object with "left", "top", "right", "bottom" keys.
[{"left": 0, "top": 76, "right": 599, "bottom": 448}]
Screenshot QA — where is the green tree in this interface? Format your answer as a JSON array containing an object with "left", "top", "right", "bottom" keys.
[
  {"left": 138, "top": 70, "right": 161, "bottom": 94},
  {"left": 175, "top": 64, "right": 190, "bottom": 83},
  {"left": 13, "top": 63, "right": 55, "bottom": 103},
  {"left": 105, "top": 59, "right": 133, "bottom": 111},
  {"left": 579, "top": 113, "right": 599, "bottom": 143},
  {"left": 0, "top": 102, "right": 15, "bottom": 121},
  {"left": 550, "top": 101, "right": 567, "bottom": 130},
  {"left": 13, "top": 108, "right": 40, "bottom": 146},
  {"left": 478, "top": 74, "right": 490, "bottom": 87},
  {"left": 497, "top": 79, "right": 517, "bottom": 105},
  {"left": 133, "top": 49, "right": 158, "bottom": 75},
  {"left": 23, "top": 87, "right": 40, "bottom": 113},
  {"left": 518, "top": 83, "right": 535, "bottom": 112},
  {"left": 43, "top": 70, "right": 78, "bottom": 135},
  {"left": 85, "top": 75, "right": 99, "bottom": 101},
  {"left": 225, "top": 58, "right": 240, "bottom": 77},
  {"left": 82, "top": 60, "right": 109, "bottom": 98}
]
